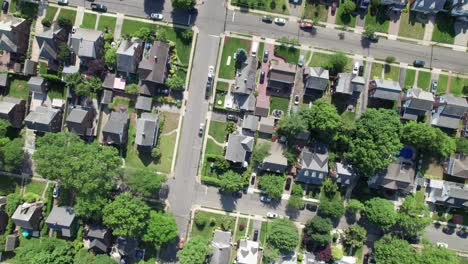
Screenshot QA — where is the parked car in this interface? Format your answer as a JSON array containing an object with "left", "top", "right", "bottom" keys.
[
  {"left": 91, "top": 3, "right": 107, "bottom": 12},
  {"left": 260, "top": 71, "right": 265, "bottom": 84},
  {"left": 260, "top": 196, "right": 272, "bottom": 203},
  {"left": 1, "top": 0, "right": 8, "bottom": 12},
  {"left": 262, "top": 16, "right": 273, "bottom": 23},
  {"left": 306, "top": 203, "right": 318, "bottom": 212},
  {"left": 263, "top": 51, "right": 269, "bottom": 63},
  {"left": 358, "top": 65, "right": 364, "bottom": 76},
  {"left": 436, "top": 242, "right": 448, "bottom": 248},
  {"left": 150, "top": 13, "right": 163, "bottom": 20},
  {"left": 274, "top": 18, "right": 286, "bottom": 25},
  {"left": 53, "top": 186, "right": 59, "bottom": 198},
  {"left": 227, "top": 114, "right": 238, "bottom": 122},
  {"left": 208, "top": 65, "right": 214, "bottom": 79},
  {"left": 300, "top": 22, "right": 313, "bottom": 29},
  {"left": 456, "top": 229, "right": 467, "bottom": 238},
  {"left": 331, "top": 2, "right": 337, "bottom": 15},
  {"left": 198, "top": 123, "right": 204, "bottom": 136},
  {"left": 285, "top": 178, "right": 292, "bottom": 190},
  {"left": 298, "top": 55, "right": 304, "bottom": 67},
  {"left": 253, "top": 230, "right": 259, "bottom": 241},
  {"left": 431, "top": 80, "right": 437, "bottom": 94},
  {"left": 353, "top": 62, "right": 360, "bottom": 75},
  {"left": 442, "top": 226, "right": 455, "bottom": 235},
  {"left": 294, "top": 95, "right": 299, "bottom": 105},
  {"left": 266, "top": 212, "right": 278, "bottom": 218},
  {"left": 413, "top": 60, "right": 425, "bottom": 68},
  {"left": 57, "top": 0, "right": 68, "bottom": 5}
]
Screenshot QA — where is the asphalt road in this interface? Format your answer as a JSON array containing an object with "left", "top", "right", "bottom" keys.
[{"left": 424, "top": 225, "right": 468, "bottom": 252}]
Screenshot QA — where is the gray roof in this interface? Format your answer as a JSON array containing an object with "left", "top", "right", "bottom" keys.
[
  {"left": 89, "top": 238, "right": 108, "bottom": 252},
  {"left": 66, "top": 107, "right": 90, "bottom": 124},
  {"left": 447, "top": 154, "right": 468, "bottom": 180},
  {"left": 411, "top": 0, "right": 447, "bottom": 13},
  {"left": 135, "top": 113, "right": 159, "bottom": 147},
  {"left": 116, "top": 237, "right": 138, "bottom": 256},
  {"left": 101, "top": 89, "right": 113, "bottom": 104},
  {"left": 117, "top": 38, "right": 142, "bottom": 74},
  {"left": 0, "top": 96, "right": 21, "bottom": 114},
  {"left": 87, "top": 225, "right": 109, "bottom": 240},
  {"left": 234, "top": 56, "right": 258, "bottom": 95},
  {"left": 269, "top": 63, "right": 296, "bottom": 83},
  {"left": 102, "top": 73, "right": 116, "bottom": 89},
  {"left": 300, "top": 145, "right": 328, "bottom": 172},
  {"left": 135, "top": 96, "right": 153, "bottom": 111},
  {"left": 139, "top": 41, "right": 170, "bottom": 85},
  {"left": 432, "top": 115, "right": 461, "bottom": 129},
  {"left": 404, "top": 87, "right": 434, "bottom": 112},
  {"left": 11, "top": 203, "right": 42, "bottom": 226},
  {"left": 261, "top": 142, "right": 288, "bottom": 173},
  {"left": 442, "top": 94, "right": 468, "bottom": 117},
  {"left": 235, "top": 94, "right": 256, "bottom": 112},
  {"left": 258, "top": 116, "right": 275, "bottom": 134},
  {"left": 305, "top": 67, "right": 329, "bottom": 91},
  {"left": 334, "top": 162, "right": 356, "bottom": 185},
  {"left": 438, "top": 182, "right": 468, "bottom": 208},
  {"left": 24, "top": 106, "right": 60, "bottom": 131},
  {"left": 0, "top": 73, "right": 7, "bottom": 86},
  {"left": 335, "top": 72, "right": 353, "bottom": 95},
  {"left": 62, "top": 65, "right": 80, "bottom": 75},
  {"left": 103, "top": 111, "right": 129, "bottom": 136},
  {"left": 45, "top": 206, "right": 76, "bottom": 228},
  {"left": 70, "top": 28, "right": 103, "bottom": 59},
  {"left": 28, "top": 76, "right": 45, "bottom": 93},
  {"left": 23, "top": 60, "right": 38, "bottom": 76},
  {"left": 242, "top": 115, "right": 259, "bottom": 132},
  {"left": 211, "top": 230, "right": 232, "bottom": 264},
  {"left": 369, "top": 79, "right": 401, "bottom": 101},
  {"left": 4, "top": 234, "right": 18, "bottom": 252},
  {"left": 225, "top": 134, "right": 254, "bottom": 163},
  {"left": 351, "top": 76, "right": 365, "bottom": 92},
  {"left": 255, "top": 97, "right": 270, "bottom": 117},
  {"left": 379, "top": 159, "right": 415, "bottom": 191}
]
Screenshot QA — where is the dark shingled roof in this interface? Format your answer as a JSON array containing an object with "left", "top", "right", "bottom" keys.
[{"left": 135, "top": 96, "right": 153, "bottom": 112}]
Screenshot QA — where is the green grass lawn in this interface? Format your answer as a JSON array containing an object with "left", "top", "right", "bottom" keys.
[
  {"left": 47, "top": 81, "right": 66, "bottom": 99},
  {"left": 206, "top": 139, "right": 224, "bottom": 156},
  {"left": 432, "top": 13, "right": 456, "bottom": 44},
  {"left": 154, "top": 133, "right": 176, "bottom": 173},
  {"left": 235, "top": 217, "right": 249, "bottom": 241},
  {"left": 269, "top": 96, "right": 289, "bottom": 114},
  {"left": 209, "top": 121, "right": 228, "bottom": 143},
  {"left": 219, "top": 37, "right": 251, "bottom": 79},
  {"left": 81, "top": 13, "right": 97, "bottom": 29},
  {"left": 97, "top": 15, "right": 117, "bottom": 32},
  {"left": 365, "top": 7, "right": 390, "bottom": 33},
  {"left": 274, "top": 45, "right": 300, "bottom": 64},
  {"left": 384, "top": 65, "right": 399, "bottom": 81},
  {"left": 57, "top": 8, "right": 77, "bottom": 24},
  {"left": 449, "top": 75, "right": 468, "bottom": 97},
  {"left": 191, "top": 211, "right": 236, "bottom": 238},
  {"left": 44, "top": 6, "right": 58, "bottom": 21},
  {"left": 214, "top": 91, "right": 226, "bottom": 109},
  {"left": 260, "top": 221, "right": 268, "bottom": 245},
  {"left": 121, "top": 19, "right": 156, "bottom": 35},
  {"left": 24, "top": 181, "right": 47, "bottom": 197},
  {"left": 303, "top": 0, "right": 328, "bottom": 22},
  {"left": 398, "top": 12, "right": 425, "bottom": 40},
  {"left": 216, "top": 81, "right": 230, "bottom": 91},
  {"left": 258, "top": 42, "right": 265, "bottom": 62},
  {"left": 0, "top": 175, "right": 22, "bottom": 196},
  {"left": 370, "top": 63, "right": 383, "bottom": 79},
  {"left": 404, "top": 69, "right": 416, "bottom": 89},
  {"left": 160, "top": 112, "right": 180, "bottom": 133},
  {"left": 8, "top": 77, "right": 29, "bottom": 100},
  {"left": 335, "top": 6, "right": 356, "bottom": 27},
  {"left": 417, "top": 71, "right": 431, "bottom": 90},
  {"left": 341, "top": 111, "right": 356, "bottom": 129},
  {"left": 436, "top": 74, "right": 448, "bottom": 95},
  {"left": 231, "top": 0, "right": 289, "bottom": 14},
  {"left": 309, "top": 52, "right": 332, "bottom": 67},
  {"left": 162, "top": 27, "right": 193, "bottom": 65}
]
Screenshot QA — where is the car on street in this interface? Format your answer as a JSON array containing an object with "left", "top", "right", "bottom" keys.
[
  {"left": 91, "top": 3, "right": 107, "bottom": 12},
  {"left": 53, "top": 186, "right": 59, "bottom": 198},
  {"left": 300, "top": 22, "right": 313, "bottom": 29},
  {"left": 456, "top": 229, "right": 467, "bottom": 238},
  {"left": 2, "top": 0, "right": 8, "bottom": 12},
  {"left": 436, "top": 242, "right": 448, "bottom": 248},
  {"left": 353, "top": 62, "right": 360, "bottom": 75},
  {"left": 253, "top": 230, "right": 259, "bottom": 241},
  {"left": 298, "top": 55, "right": 304, "bottom": 67},
  {"left": 260, "top": 196, "right": 271, "bottom": 203},
  {"left": 263, "top": 51, "right": 269, "bottom": 63},
  {"left": 227, "top": 114, "right": 238, "bottom": 122},
  {"left": 260, "top": 71, "right": 265, "bottom": 84},
  {"left": 57, "top": 0, "right": 68, "bottom": 5},
  {"left": 431, "top": 80, "right": 437, "bottom": 94},
  {"left": 413, "top": 60, "right": 425, "bottom": 68},
  {"left": 199, "top": 123, "right": 204, "bottom": 136},
  {"left": 274, "top": 18, "right": 286, "bottom": 25},
  {"left": 208, "top": 65, "right": 214, "bottom": 79},
  {"left": 262, "top": 16, "right": 273, "bottom": 23},
  {"left": 266, "top": 212, "right": 278, "bottom": 218},
  {"left": 294, "top": 95, "right": 299, "bottom": 105},
  {"left": 442, "top": 226, "right": 455, "bottom": 235},
  {"left": 150, "top": 13, "right": 163, "bottom": 21},
  {"left": 331, "top": 2, "right": 337, "bottom": 15}
]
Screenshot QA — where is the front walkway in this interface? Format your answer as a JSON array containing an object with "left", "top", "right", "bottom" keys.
[
  {"left": 422, "top": 15, "right": 435, "bottom": 44},
  {"left": 387, "top": 11, "right": 401, "bottom": 40},
  {"left": 454, "top": 21, "right": 468, "bottom": 51}
]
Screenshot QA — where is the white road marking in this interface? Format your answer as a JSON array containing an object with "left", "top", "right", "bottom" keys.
[{"left": 232, "top": 11, "right": 235, "bottom": 22}]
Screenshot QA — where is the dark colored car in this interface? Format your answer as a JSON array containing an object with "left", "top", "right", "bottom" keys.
[
  {"left": 263, "top": 51, "right": 269, "bottom": 63},
  {"left": 359, "top": 65, "right": 364, "bottom": 76},
  {"left": 442, "top": 226, "right": 455, "bottom": 235},
  {"left": 2, "top": 0, "right": 8, "bottom": 13},
  {"left": 260, "top": 71, "right": 265, "bottom": 84},
  {"left": 91, "top": 3, "right": 107, "bottom": 12},
  {"left": 413, "top": 60, "right": 425, "bottom": 68},
  {"left": 227, "top": 114, "right": 238, "bottom": 122},
  {"left": 253, "top": 230, "right": 259, "bottom": 241},
  {"left": 262, "top": 16, "right": 273, "bottom": 23},
  {"left": 306, "top": 204, "right": 318, "bottom": 212},
  {"left": 456, "top": 229, "right": 467, "bottom": 238},
  {"left": 284, "top": 178, "right": 292, "bottom": 191}
]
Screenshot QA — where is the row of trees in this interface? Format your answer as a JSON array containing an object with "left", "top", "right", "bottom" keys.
[{"left": 0, "top": 120, "right": 24, "bottom": 173}]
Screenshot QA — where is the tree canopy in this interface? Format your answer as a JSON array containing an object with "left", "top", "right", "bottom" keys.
[
  {"left": 364, "top": 198, "right": 397, "bottom": 230},
  {"left": 235, "top": 48, "right": 248, "bottom": 68},
  {"left": 342, "top": 0, "right": 356, "bottom": 14},
  {"left": 325, "top": 52, "right": 348, "bottom": 74},
  {"left": 259, "top": 174, "right": 285, "bottom": 200},
  {"left": 251, "top": 142, "right": 271, "bottom": 165},
  {"left": 374, "top": 236, "right": 417, "bottom": 264},
  {"left": 305, "top": 216, "right": 332, "bottom": 246},
  {"left": 277, "top": 112, "right": 308, "bottom": 140},
  {"left": 15, "top": 237, "right": 74, "bottom": 264},
  {"left": 165, "top": 75, "right": 185, "bottom": 91},
  {"left": 143, "top": 211, "right": 178, "bottom": 249},
  {"left": 103, "top": 193, "right": 150, "bottom": 237},
  {"left": 126, "top": 168, "right": 166, "bottom": 198},
  {"left": 218, "top": 170, "right": 244, "bottom": 193},
  {"left": 267, "top": 219, "right": 300, "bottom": 252},
  {"left": 177, "top": 236, "right": 210, "bottom": 264},
  {"left": 304, "top": 99, "right": 343, "bottom": 143},
  {"left": 397, "top": 194, "right": 431, "bottom": 238},
  {"left": 420, "top": 241, "right": 458, "bottom": 264},
  {"left": 345, "top": 109, "right": 402, "bottom": 177},
  {"left": 343, "top": 225, "right": 367, "bottom": 249},
  {"left": 171, "top": 0, "right": 195, "bottom": 9},
  {"left": 346, "top": 199, "right": 365, "bottom": 213},
  {"left": 401, "top": 121, "right": 455, "bottom": 158},
  {"left": 104, "top": 48, "right": 117, "bottom": 68},
  {"left": 456, "top": 137, "right": 468, "bottom": 154}
]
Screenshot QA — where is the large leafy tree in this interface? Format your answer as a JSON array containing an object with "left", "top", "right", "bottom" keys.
[
  {"left": 306, "top": 99, "right": 343, "bottom": 143},
  {"left": 259, "top": 174, "right": 285, "bottom": 200},
  {"left": 267, "top": 219, "right": 300, "bottom": 252},
  {"left": 342, "top": 225, "right": 367, "bottom": 250},
  {"left": 325, "top": 52, "right": 348, "bottom": 74},
  {"left": 218, "top": 170, "right": 244, "bottom": 193},
  {"left": 103, "top": 193, "right": 150, "bottom": 237},
  {"left": 401, "top": 121, "right": 455, "bottom": 158},
  {"left": 305, "top": 216, "right": 332, "bottom": 246},
  {"left": 165, "top": 75, "right": 185, "bottom": 91},
  {"left": 235, "top": 48, "right": 248, "bottom": 68},
  {"left": 15, "top": 237, "right": 74, "bottom": 264},
  {"left": 251, "top": 142, "right": 271, "bottom": 166},
  {"left": 171, "top": 0, "right": 195, "bottom": 9},
  {"left": 277, "top": 113, "right": 308, "bottom": 140},
  {"left": 345, "top": 109, "right": 402, "bottom": 177},
  {"left": 364, "top": 198, "right": 397, "bottom": 230},
  {"left": 374, "top": 236, "right": 418, "bottom": 264},
  {"left": 319, "top": 196, "right": 345, "bottom": 218},
  {"left": 288, "top": 184, "right": 304, "bottom": 210},
  {"left": 346, "top": 199, "right": 364, "bottom": 214},
  {"left": 177, "top": 236, "right": 210, "bottom": 264},
  {"left": 143, "top": 211, "right": 178, "bottom": 249},
  {"left": 397, "top": 194, "right": 431, "bottom": 238},
  {"left": 104, "top": 48, "right": 117, "bottom": 68},
  {"left": 126, "top": 168, "right": 166, "bottom": 198},
  {"left": 456, "top": 137, "right": 468, "bottom": 154},
  {"left": 0, "top": 137, "right": 24, "bottom": 172}
]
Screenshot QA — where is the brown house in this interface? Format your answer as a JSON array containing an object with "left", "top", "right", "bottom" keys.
[
  {"left": 0, "top": 16, "right": 30, "bottom": 60},
  {"left": 0, "top": 96, "right": 26, "bottom": 128},
  {"left": 138, "top": 41, "right": 170, "bottom": 96}
]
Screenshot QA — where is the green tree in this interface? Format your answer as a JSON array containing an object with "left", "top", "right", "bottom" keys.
[
  {"left": 421, "top": 241, "right": 458, "bottom": 264},
  {"left": 331, "top": 245, "right": 344, "bottom": 260},
  {"left": 363, "top": 26, "right": 376, "bottom": 38},
  {"left": 1, "top": 138, "right": 24, "bottom": 172},
  {"left": 259, "top": 174, "right": 285, "bottom": 200},
  {"left": 287, "top": 195, "right": 304, "bottom": 210},
  {"left": 364, "top": 198, "right": 397, "bottom": 230},
  {"left": 15, "top": 237, "right": 74, "bottom": 264},
  {"left": 235, "top": 48, "right": 248, "bottom": 69},
  {"left": 143, "top": 211, "right": 178, "bottom": 249},
  {"left": 125, "top": 83, "right": 139, "bottom": 95},
  {"left": 57, "top": 43, "right": 71, "bottom": 64},
  {"left": 88, "top": 76, "right": 103, "bottom": 93},
  {"left": 226, "top": 121, "right": 236, "bottom": 134},
  {"left": 166, "top": 75, "right": 185, "bottom": 91},
  {"left": 262, "top": 246, "right": 280, "bottom": 264},
  {"left": 346, "top": 199, "right": 364, "bottom": 213},
  {"left": 374, "top": 236, "right": 418, "bottom": 264},
  {"left": 104, "top": 48, "right": 117, "bottom": 68},
  {"left": 218, "top": 170, "right": 244, "bottom": 193},
  {"left": 343, "top": 225, "right": 367, "bottom": 250},
  {"left": 342, "top": 0, "right": 356, "bottom": 14},
  {"left": 251, "top": 142, "right": 271, "bottom": 165},
  {"left": 305, "top": 216, "right": 332, "bottom": 246},
  {"left": 133, "top": 27, "right": 154, "bottom": 41},
  {"left": 306, "top": 99, "right": 343, "bottom": 143},
  {"left": 277, "top": 112, "right": 308, "bottom": 140},
  {"left": 0, "top": 119, "right": 8, "bottom": 137},
  {"left": 171, "top": 0, "right": 195, "bottom": 9},
  {"left": 321, "top": 178, "right": 338, "bottom": 198},
  {"left": 103, "top": 193, "right": 150, "bottom": 237},
  {"left": 401, "top": 121, "right": 455, "bottom": 158},
  {"left": 398, "top": 194, "right": 431, "bottom": 238},
  {"left": 325, "top": 51, "right": 348, "bottom": 74},
  {"left": 177, "top": 236, "right": 210, "bottom": 264},
  {"left": 57, "top": 16, "right": 73, "bottom": 29},
  {"left": 456, "top": 137, "right": 468, "bottom": 154},
  {"left": 6, "top": 193, "right": 22, "bottom": 216},
  {"left": 126, "top": 168, "right": 166, "bottom": 198},
  {"left": 268, "top": 219, "right": 299, "bottom": 252},
  {"left": 74, "top": 193, "right": 108, "bottom": 221},
  {"left": 345, "top": 109, "right": 402, "bottom": 177},
  {"left": 64, "top": 72, "right": 83, "bottom": 89},
  {"left": 385, "top": 56, "right": 396, "bottom": 64}
]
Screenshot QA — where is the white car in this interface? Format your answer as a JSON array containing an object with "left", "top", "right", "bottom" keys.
[
  {"left": 198, "top": 123, "right": 204, "bottom": 136},
  {"left": 208, "top": 65, "right": 214, "bottom": 79},
  {"left": 260, "top": 196, "right": 272, "bottom": 203},
  {"left": 150, "top": 13, "right": 164, "bottom": 21},
  {"left": 436, "top": 242, "right": 448, "bottom": 248},
  {"left": 58, "top": 0, "right": 68, "bottom": 5},
  {"left": 266, "top": 212, "right": 278, "bottom": 218},
  {"left": 352, "top": 62, "right": 360, "bottom": 75},
  {"left": 274, "top": 18, "right": 286, "bottom": 25}
]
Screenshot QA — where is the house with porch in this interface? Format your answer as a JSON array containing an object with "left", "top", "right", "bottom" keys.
[
  {"left": 0, "top": 16, "right": 30, "bottom": 62},
  {"left": 45, "top": 206, "right": 77, "bottom": 238},
  {"left": 102, "top": 111, "right": 129, "bottom": 146},
  {"left": 24, "top": 106, "right": 63, "bottom": 133},
  {"left": 138, "top": 41, "right": 170, "bottom": 96},
  {"left": 450, "top": 0, "right": 468, "bottom": 23},
  {"left": 368, "top": 79, "right": 402, "bottom": 105},
  {"left": 116, "top": 38, "right": 143, "bottom": 76},
  {"left": 11, "top": 202, "right": 43, "bottom": 235},
  {"left": 236, "top": 239, "right": 259, "bottom": 264},
  {"left": 135, "top": 113, "right": 159, "bottom": 153},
  {"left": 446, "top": 154, "right": 468, "bottom": 182},
  {"left": 381, "top": 0, "right": 408, "bottom": 11},
  {"left": 66, "top": 107, "right": 95, "bottom": 136},
  {"left": 411, "top": 0, "right": 448, "bottom": 14},
  {"left": 225, "top": 134, "right": 254, "bottom": 167},
  {"left": 334, "top": 73, "right": 365, "bottom": 96},
  {"left": 0, "top": 96, "right": 26, "bottom": 128},
  {"left": 401, "top": 87, "right": 434, "bottom": 121},
  {"left": 427, "top": 179, "right": 468, "bottom": 209},
  {"left": 69, "top": 28, "right": 104, "bottom": 65},
  {"left": 296, "top": 144, "right": 329, "bottom": 185},
  {"left": 331, "top": 162, "right": 358, "bottom": 186},
  {"left": 432, "top": 94, "right": 468, "bottom": 132},
  {"left": 233, "top": 56, "right": 257, "bottom": 112},
  {"left": 211, "top": 230, "right": 232, "bottom": 264},
  {"left": 267, "top": 62, "right": 296, "bottom": 97},
  {"left": 259, "top": 141, "right": 288, "bottom": 173},
  {"left": 35, "top": 23, "right": 68, "bottom": 68},
  {"left": 304, "top": 67, "right": 329, "bottom": 97},
  {"left": 86, "top": 225, "right": 112, "bottom": 254}
]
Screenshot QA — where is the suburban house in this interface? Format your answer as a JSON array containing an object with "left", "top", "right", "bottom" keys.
[
  {"left": 28, "top": 76, "right": 47, "bottom": 94},
  {"left": 267, "top": 62, "right": 296, "bottom": 96},
  {"left": 296, "top": 144, "right": 329, "bottom": 185},
  {"left": 45, "top": 206, "right": 77, "bottom": 238},
  {"left": 66, "top": 107, "right": 95, "bottom": 136},
  {"left": 135, "top": 95, "right": 153, "bottom": 112},
  {"left": 254, "top": 97, "right": 269, "bottom": 117},
  {"left": 381, "top": 0, "right": 408, "bottom": 11},
  {"left": 138, "top": 41, "right": 170, "bottom": 96},
  {"left": 0, "top": 16, "right": 30, "bottom": 60},
  {"left": 211, "top": 230, "right": 232, "bottom": 264},
  {"left": 116, "top": 38, "right": 143, "bottom": 76},
  {"left": 451, "top": 0, "right": 468, "bottom": 22},
  {"left": 330, "top": 162, "right": 358, "bottom": 186},
  {"left": 427, "top": 179, "right": 468, "bottom": 209},
  {"left": 259, "top": 141, "right": 288, "bottom": 173},
  {"left": 233, "top": 56, "right": 257, "bottom": 112},
  {"left": 35, "top": 23, "right": 68, "bottom": 67},
  {"left": 411, "top": 0, "right": 447, "bottom": 14},
  {"left": 4, "top": 234, "right": 19, "bottom": 252},
  {"left": 86, "top": 225, "right": 112, "bottom": 254},
  {"left": 102, "top": 73, "right": 126, "bottom": 92},
  {"left": 111, "top": 237, "right": 139, "bottom": 261},
  {"left": 368, "top": 79, "right": 402, "bottom": 103},
  {"left": 11, "top": 202, "right": 43, "bottom": 233},
  {"left": 432, "top": 94, "right": 468, "bottom": 131},
  {"left": 0, "top": 96, "right": 26, "bottom": 128},
  {"left": 334, "top": 73, "right": 365, "bottom": 96},
  {"left": 446, "top": 154, "right": 468, "bottom": 182},
  {"left": 24, "top": 106, "right": 63, "bottom": 133},
  {"left": 401, "top": 87, "right": 434, "bottom": 121},
  {"left": 258, "top": 116, "right": 275, "bottom": 139},
  {"left": 135, "top": 113, "right": 159, "bottom": 153},
  {"left": 304, "top": 67, "right": 329, "bottom": 96},
  {"left": 102, "top": 111, "right": 129, "bottom": 145},
  {"left": 236, "top": 239, "right": 259, "bottom": 264},
  {"left": 225, "top": 134, "right": 254, "bottom": 166},
  {"left": 242, "top": 115, "right": 259, "bottom": 135},
  {"left": 69, "top": 28, "right": 104, "bottom": 64}
]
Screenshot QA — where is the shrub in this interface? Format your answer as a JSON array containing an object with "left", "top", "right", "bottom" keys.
[
  {"left": 23, "top": 192, "right": 40, "bottom": 203},
  {"left": 151, "top": 147, "right": 161, "bottom": 162},
  {"left": 239, "top": 223, "right": 245, "bottom": 231},
  {"left": 41, "top": 17, "right": 51, "bottom": 27},
  {"left": 194, "top": 212, "right": 207, "bottom": 228},
  {"left": 57, "top": 17, "right": 73, "bottom": 29},
  {"left": 385, "top": 56, "right": 396, "bottom": 64},
  {"left": 209, "top": 217, "right": 216, "bottom": 226}
]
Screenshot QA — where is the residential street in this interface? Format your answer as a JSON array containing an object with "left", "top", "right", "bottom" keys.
[{"left": 424, "top": 224, "right": 468, "bottom": 252}]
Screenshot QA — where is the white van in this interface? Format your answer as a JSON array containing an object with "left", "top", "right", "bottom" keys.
[{"left": 251, "top": 41, "right": 259, "bottom": 57}]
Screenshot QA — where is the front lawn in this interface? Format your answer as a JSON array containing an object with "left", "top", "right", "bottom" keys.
[
  {"left": 303, "top": 0, "right": 329, "bottom": 22},
  {"left": 121, "top": 20, "right": 155, "bottom": 35},
  {"left": 449, "top": 75, "right": 468, "bottom": 97},
  {"left": 98, "top": 15, "right": 117, "bottom": 32},
  {"left": 432, "top": 13, "right": 456, "bottom": 44},
  {"left": 81, "top": 13, "right": 97, "bottom": 29},
  {"left": 269, "top": 96, "right": 289, "bottom": 114},
  {"left": 384, "top": 65, "right": 399, "bottom": 81},
  {"left": 309, "top": 52, "right": 332, "bottom": 67},
  {"left": 436, "top": 74, "right": 448, "bottom": 95},
  {"left": 335, "top": 5, "right": 356, "bottom": 27},
  {"left": 206, "top": 139, "right": 224, "bottom": 156},
  {"left": 274, "top": 45, "right": 300, "bottom": 64},
  {"left": 0, "top": 175, "right": 22, "bottom": 196},
  {"left": 162, "top": 27, "right": 194, "bottom": 65},
  {"left": 216, "top": 81, "right": 230, "bottom": 91},
  {"left": 160, "top": 112, "right": 180, "bottom": 133},
  {"left": 24, "top": 181, "right": 47, "bottom": 197},
  {"left": 370, "top": 63, "right": 383, "bottom": 79},
  {"left": 365, "top": 7, "right": 390, "bottom": 33},
  {"left": 208, "top": 121, "right": 228, "bottom": 143},
  {"left": 404, "top": 69, "right": 416, "bottom": 89},
  {"left": 219, "top": 37, "right": 251, "bottom": 79},
  {"left": 154, "top": 133, "right": 176, "bottom": 173},
  {"left": 191, "top": 211, "right": 236, "bottom": 238},
  {"left": 235, "top": 217, "right": 249, "bottom": 241},
  {"left": 398, "top": 12, "right": 425, "bottom": 40},
  {"left": 8, "top": 77, "right": 29, "bottom": 100},
  {"left": 44, "top": 6, "right": 58, "bottom": 21},
  {"left": 57, "top": 8, "right": 77, "bottom": 24},
  {"left": 231, "top": 0, "right": 289, "bottom": 15},
  {"left": 260, "top": 221, "right": 269, "bottom": 245},
  {"left": 417, "top": 71, "right": 431, "bottom": 90}
]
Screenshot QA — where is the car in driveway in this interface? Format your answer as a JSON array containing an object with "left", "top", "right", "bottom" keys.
[
  {"left": 353, "top": 62, "right": 360, "bottom": 75},
  {"left": 260, "top": 196, "right": 271, "bottom": 203},
  {"left": 306, "top": 203, "right": 318, "bottom": 212},
  {"left": 260, "top": 71, "right": 265, "bottom": 84},
  {"left": 364, "top": 33, "right": 379, "bottom": 43},
  {"left": 298, "top": 55, "right": 304, "bottom": 67},
  {"left": 294, "top": 95, "right": 299, "bottom": 105},
  {"left": 431, "top": 80, "right": 437, "bottom": 94},
  {"left": 456, "top": 228, "right": 467, "bottom": 238},
  {"left": 150, "top": 13, "right": 163, "bottom": 21},
  {"left": 300, "top": 22, "right": 313, "bottom": 29},
  {"left": 253, "top": 230, "right": 259, "bottom": 241},
  {"left": 227, "top": 114, "right": 238, "bottom": 122},
  {"left": 263, "top": 51, "right": 269, "bottom": 63},
  {"left": 53, "top": 186, "right": 59, "bottom": 198},
  {"left": 274, "top": 18, "right": 286, "bottom": 25},
  {"left": 262, "top": 16, "right": 273, "bottom": 23},
  {"left": 266, "top": 212, "right": 278, "bottom": 218}
]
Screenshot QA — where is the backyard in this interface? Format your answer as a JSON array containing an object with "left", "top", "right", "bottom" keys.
[
  {"left": 365, "top": 7, "right": 390, "bottom": 33},
  {"left": 274, "top": 45, "right": 300, "bottom": 64},
  {"left": 449, "top": 75, "right": 468, "bottom": 97},
  {"left": 7, "top": 77, "right": 29, "bottom": 100},
  {"left": 269, "top": 96, "right": 290, "bottom": 115},
  {"left": 208, "top": 121, "right": 228, "bottom": 143},
  {"left": 303, "top": 0, "right": 329, "bottom": 22},
  {"left": 98, "top": 15, "right": 117, "bottom": 32},
  {"left": 404, "top": 69, "right": 416, "bottom": 89},
  {"left": 24, "top": 181, "right": 47, "bottom": 197},
  {"left": 219, "top": 37, "right": 251, "bottom": 79},
  {"left": 231, "top": 0, "right": 289, "bottom": 15},
  {"left": 81, "top": 13, "right": 97, "bottom": 29},
  {"left": 432, "top": 13, "right": 456, "bottom": 44},
  {"left": 47, "top": 81, "right": 66, "bottom": 99},
  {"left": 417, "top": 71, "right": 431, "bottom": 90},
  {"left": 398, "top": 12, "right": 425, "bottom": 40}
]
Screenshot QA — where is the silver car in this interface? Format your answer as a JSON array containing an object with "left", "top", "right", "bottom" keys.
[{"left": 150, "top": 13, "right": 163, "bottom": 20}]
